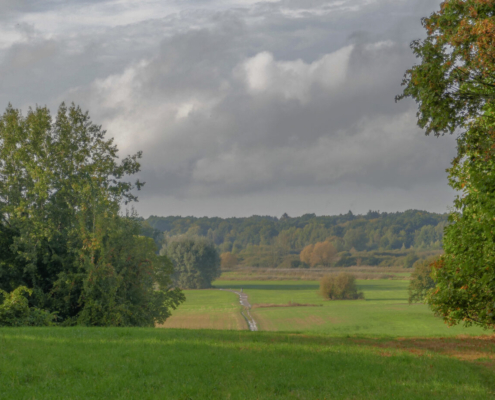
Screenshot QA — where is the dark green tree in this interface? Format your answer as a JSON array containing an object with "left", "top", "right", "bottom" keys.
[
  {"left": 0, "top": 103, "right": 183, "bottom": 325},
  {"left": 163, "top": 236, "right": 221, "bottom": 289}
]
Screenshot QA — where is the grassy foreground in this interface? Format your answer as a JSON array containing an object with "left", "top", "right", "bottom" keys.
[{"left": 1, "top": 327, "right": 494, "bottom": 399}]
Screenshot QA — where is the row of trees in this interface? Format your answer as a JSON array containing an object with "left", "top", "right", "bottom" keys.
[
  {"left": 144, "top": 210, "right": 447, "bottom": 254},
  {"left": 0, "top": 104, "right": 184, "bottom": 326}
]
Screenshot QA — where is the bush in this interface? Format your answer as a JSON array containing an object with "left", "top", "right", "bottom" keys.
[
  {"left": 408, "top": 257, "right": 437, "bottom": 303},
  {"left": 319, "top": 273, "right": 364, "bottom": 300},
  {"left": 0, "top": 286, "right": 56, "bottom": 327}
]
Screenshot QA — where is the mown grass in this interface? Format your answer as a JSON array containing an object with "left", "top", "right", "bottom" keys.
[
  {"left": 214, "top": 280, "right": 489, "bottom": 336},
  {"left": 158, "top": 289, "right": 246, "bottom": 330},
  {"left": 1, "top": 328, "right": 494, "bottom": 399}
]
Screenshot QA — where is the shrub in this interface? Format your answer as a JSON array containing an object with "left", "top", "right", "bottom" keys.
[
  {"left": 319, "top": 273, "right": 364, "bottom": 300},
  {"left": 408, "top": 257, "right": 437, "bottom": 303},
  {"left": 404, "top": 252, "right": 419, "bottom": 269},
  {"left": 0, "top": 286, "right": 56, "bottom": 327}
]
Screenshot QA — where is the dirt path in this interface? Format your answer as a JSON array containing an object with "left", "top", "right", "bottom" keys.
[{"left": 220, "top": 289, "right": 258, "bottom": 331}]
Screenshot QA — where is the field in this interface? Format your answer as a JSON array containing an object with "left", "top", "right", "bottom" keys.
[
  {"left": 1, "top": 328, "right": 495, "bottom": 399},
  {"left": 158, "top": 289, "right": 246, "bottom": 330},
  {"left": 3, "top": 277, "right": 494, "bottom": 399},
  {"left": 162, "top": 278, "right": 488, "bottom": 337}
]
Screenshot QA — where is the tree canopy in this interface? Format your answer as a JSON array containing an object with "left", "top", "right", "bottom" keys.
[
  {"left": 0, "top": 103, "right": 184, "bottom": 326},
  {"left": 399, "top": 0, "right": 495, "bottom": 329},
  {"left": 162, "top": 236, "right": 221, "bottom": 289}
]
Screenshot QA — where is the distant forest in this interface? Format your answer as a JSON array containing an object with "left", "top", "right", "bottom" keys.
[{"left": 141, "top": 210, "right": 447, "bottom": 269}]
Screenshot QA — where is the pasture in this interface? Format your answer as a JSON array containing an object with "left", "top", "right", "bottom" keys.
[
  {"left": 158, "top": 289, "right": 246, "bottom": 330},
  {"left": 1, "top": 328, "right": 494, "bottom": 399},
  {"left": 164, "top": 279, "right": 487, "bottom": 337}
]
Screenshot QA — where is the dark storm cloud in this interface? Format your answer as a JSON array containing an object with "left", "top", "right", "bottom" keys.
[{"left": 0, "top": 0, "right": 453, "bottom": 217}]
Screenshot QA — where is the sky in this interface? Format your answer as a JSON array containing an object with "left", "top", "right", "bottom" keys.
[{"left": 0, "top": 0, "right": 457, "bottom": 218}]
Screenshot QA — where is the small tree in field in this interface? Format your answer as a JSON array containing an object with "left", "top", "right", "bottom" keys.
[
  {"left": 163, "top": 236, "right": 221, "bottom": 289},
  {"left": 319, "top": 273, "right": 363, "bottom": 300}
]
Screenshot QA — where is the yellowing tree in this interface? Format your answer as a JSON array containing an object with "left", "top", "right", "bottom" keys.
[
  {"left": 299, "top": 244, "right": 314, "bottom": 265},
  {"left": 310, "top": 241, "right": 337, "bottom": 267}
]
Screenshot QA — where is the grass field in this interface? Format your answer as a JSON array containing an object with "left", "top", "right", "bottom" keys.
[
  {"left": 158, "top": 289, "right": 246, "bottom": 330},
  {"left": 1, "top": 328, "right": 494, "bottom": 399},
  {"left": 212, "top": 279, "right": 489, "bottom": 336}
]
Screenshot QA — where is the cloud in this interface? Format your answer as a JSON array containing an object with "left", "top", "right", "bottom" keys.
[{"left": 0, "top": 0, "right": 452, "bottom": 217}]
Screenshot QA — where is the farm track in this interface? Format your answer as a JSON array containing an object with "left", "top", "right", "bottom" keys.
[{"left": 220, "top": 289, "right": 258, "bottom": 331}]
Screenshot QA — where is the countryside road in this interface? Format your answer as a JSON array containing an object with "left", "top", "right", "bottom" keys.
[{"left": 220, "top": 289, "right": 258, "bottom": 331}]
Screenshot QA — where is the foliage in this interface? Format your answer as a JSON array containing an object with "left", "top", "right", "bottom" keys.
[
  {"left": 403, "top": 252, "right": 419, "bottom": 269},
  {"left": 408, "top": 257, "right": 437, "bottom": 304},
  {"left": 0, "top": 104, "right": 183, "bottom": 326},
  {"left": 319, "top": 273, "right": 363, "bottom": 300},
  {"left": 299, "top": 241, "right": 337, "bottom": 267},
  {"left": 220, "top": 252, "right": 238, "bottom": 269},
  {"left": 398, "top": 1, "right": 495, "bottom": 329},
  {"left": 0, "top": 286, "right": 55, "bottom": 326},
  {"left": 146, "top": 210, "right": 448, "bottom": 268},
  {"left": 299, "top": 244, "right": 314, "bottom": 265},
  {"left": 163, "top": 236, "right": 221, "bottom": 289},
  {"left": 396, "top": 0, "right": 495, "bottom": 136},
  {"left": 428, "top": 117, "right": 495, "bottom": 328}
]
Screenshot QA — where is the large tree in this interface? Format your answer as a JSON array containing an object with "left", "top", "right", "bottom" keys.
[
  {"left": 0, "top": 103, "right": 183, "bottom": 325},
  {"left": 398, "top": 0, "right": 495, "bottom": 328},
  {"left": 163, "top": 236, "right": 221, "bottom": 289}
]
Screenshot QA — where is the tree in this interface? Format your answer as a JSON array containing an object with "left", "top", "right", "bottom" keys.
[
  {"left": 343, "top": 229, "right": 367, "bottom": 251},
  {"left": 428, "top": 116, "right": 495, "bottom": 328},
  {"left": 408, "top": 257, "right": 437, "bottom": 303},
  {"left": 319, "top": 273, "right": 363, "bottom": 300},
  {"left": 403, "top": 252, "right": 419, "bottom": 269},
  {"left": 310, "top": 241, "right": 337, "bottom": 267},
  {"left": 0, "top": 103, "right": 183, "bottom": 325},
  {"left": 396, "top": 0, "right": 495, "bottom": 136},
  {"left": 163, "top": 236, "right": 221, "bottom": 289},
  {"left": 220, "top": 252, "right": 238, "bottom": 269},
  {"left": 299, "top": 244, "right": 314, "bottom": 266},
  {"left": 398, "top": 0, "right": 495, "bottom": 328}
]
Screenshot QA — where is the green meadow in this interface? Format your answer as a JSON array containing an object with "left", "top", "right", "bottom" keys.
[
  {"left": 2, "top": 278, "right": 494, "bottom": 399},
  {"left": 213, "top": 279, "right": 487, "bottom": 337},
  {"left": 159, "top": 289, "right": 245, "bottom": 330},
  {"left": 1, "top": 328, "right": 494, "bottom": 400}
]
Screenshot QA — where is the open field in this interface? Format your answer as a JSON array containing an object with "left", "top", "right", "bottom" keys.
[
  {"left": 158, "top": 289, "right": 246, "bottom": 330},
  {"left": 212, "top": 279, "right": 489, "bottom": 336},
  {"left": 1, "top": 328, "right": 494, "bottom": 399}
]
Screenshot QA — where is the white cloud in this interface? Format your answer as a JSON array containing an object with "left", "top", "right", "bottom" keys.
[{"left": 239, "top": 46, "right": 352, "bottom": 102}]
